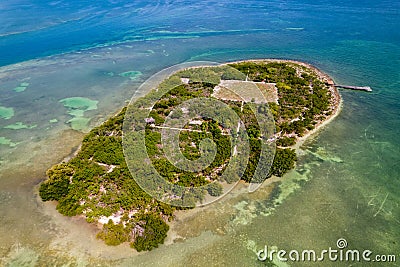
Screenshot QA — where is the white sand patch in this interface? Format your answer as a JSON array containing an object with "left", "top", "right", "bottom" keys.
[
  {"left": 180, "top": 77, "right": 190, "bottom": 84},
  {"left": 98, "top": 214, "right": 122, "bottom": 225}
]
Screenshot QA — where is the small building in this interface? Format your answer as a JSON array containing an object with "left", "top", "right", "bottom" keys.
[
  {"left": 144, "top": 117, "right": 155, "bottom": 124},
  {"left": 181, "top": 78, "right": 190, "bottom": 84},
  {"left": 325, "top": 79, "right": 335, "bottom": 86}
]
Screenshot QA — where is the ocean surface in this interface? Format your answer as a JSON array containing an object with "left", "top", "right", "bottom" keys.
[{"left": 0, "top": 0, "right": 399, "bottom": 266}]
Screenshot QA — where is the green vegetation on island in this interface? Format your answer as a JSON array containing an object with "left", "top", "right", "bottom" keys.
[
  {"left": 40, "top": 109, "right": 173, "bottom": 250},
  {"left": 39, "top": 60, "right": 336, "bottom": 251},
  {"left": 229, "top": 61, "right": 333, "bottom": 137}
]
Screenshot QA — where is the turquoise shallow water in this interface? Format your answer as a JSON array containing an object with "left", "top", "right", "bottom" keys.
[{"left": 0, "top": 0, "right": 399, "bottom": 266}]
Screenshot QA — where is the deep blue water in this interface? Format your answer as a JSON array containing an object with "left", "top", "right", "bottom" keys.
[
  {"left": 1, "top": 1, "right": 398, "bottom": 66},
  {"left": 0, "top": 0, "right": 399, "bottom": 265}
]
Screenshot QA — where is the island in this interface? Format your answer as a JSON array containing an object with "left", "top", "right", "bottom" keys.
[{"left": 39, "top": 59, "right": 340, "bottom": 251}]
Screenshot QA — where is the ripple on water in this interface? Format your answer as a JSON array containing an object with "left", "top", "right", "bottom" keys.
[
  {"left": 4, "top": 122, "right": 37, "bottom": 130},
  {"left": 0, "top": 136, "right": 18, "bottom": 147},
  {"left": 13, "top": 82, "right": 30, "bottom": 93}
]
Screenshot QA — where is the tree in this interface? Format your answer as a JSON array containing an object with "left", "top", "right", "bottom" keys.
[
  {"left": 97, "top": 220, "right": 129, "bottom": 246},
  {"left": 39, "top": 163, "right": 73, "bottom": 201},
  {"left": 131, "top": 214, "right": 169, "bottom": 251},
  {"left": 269, "top": 148, "right": 297, "bottom": 177},
  {"left": 207, "top": 182, "right": 223, "bottom": 197}
]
